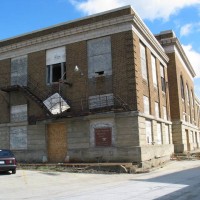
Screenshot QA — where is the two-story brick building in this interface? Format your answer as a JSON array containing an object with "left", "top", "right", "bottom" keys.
[
  {"left": 0, "top": 6, "right": 177, "bottom": 166},
  {"left": 156, "top": 30, "right": 200, "bottom": 153}
]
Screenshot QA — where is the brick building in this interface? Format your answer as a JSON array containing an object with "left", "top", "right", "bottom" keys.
[
  {"left": 0, "top": 6, "right": 175, "bottom": 165},
  {"left": 156, "top": 30, "right": 200, "bottom": 153}
]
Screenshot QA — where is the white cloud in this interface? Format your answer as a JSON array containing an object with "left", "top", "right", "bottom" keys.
[
  {"left": 180, "top": 22, "right": 200, "bottom": 37},
  {"left": 70, "top": 0, "right": 122, "bottom": 15},
  {"left": 182, "top": 44, "right": 200, "bottom": 78},
  {"left": 70, "top": 0, "right": 200, "bottom": 21},
  {"left": 180, "top": 24, "right": 193, "bottom": 37}
]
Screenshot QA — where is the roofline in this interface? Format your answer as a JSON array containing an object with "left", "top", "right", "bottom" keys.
[
  {"left": 156, "top": 30, "right": 196, "bottom": 77},
  {"left": 0, "top": 5, "right": 132, "bottom": 43},
  {"left": 131, "top": 6, "right": 169, "bottom": 62},
  {"left": 0, "top": 5, "right": 168, "bottom": 63},
  {"left": 175, "top": 38, "right": 196, "bottom": 77}
]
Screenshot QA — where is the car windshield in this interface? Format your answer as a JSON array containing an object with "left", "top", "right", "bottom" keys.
[{"left": 0, "top": 150, "right": 13, "bottom": 157}]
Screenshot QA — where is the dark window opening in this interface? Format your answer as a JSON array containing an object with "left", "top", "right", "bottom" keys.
[
  {"left": 161, "top": 77, "right": 166, "bottom": 92},
  {"left": 160, "top": 65, "right": 166, "bottom": 92},
  {"left": 180, "top": 76, "right": 185, "bottom": 99},
  {"left": 52, "top": 64, "right": 62, "bottom": 82},
  {"left": 46, "top": 62, "right": 66, "bottom": 84},
  {"left": 95, "top": 71, "right": 104, "bottom": 76},
  {"left": 47, "top": 65, "right": 51, "bottom": 83}
]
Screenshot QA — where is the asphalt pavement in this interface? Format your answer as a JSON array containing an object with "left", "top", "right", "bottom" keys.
[{"left": 0, "top": 160, "right": 200, "bottom": 200}]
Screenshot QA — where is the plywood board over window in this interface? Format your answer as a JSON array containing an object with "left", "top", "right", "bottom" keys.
[
  {"left": 11, "top": 55, "right": 27, "bottom": 86},
  {"left": 145, "top": 120, "right": 152, "bottom": 144},
  {"left": 143, "top": 96, "right": 150, "bottom": 115},
  {"left": 140, "top": 42, "right": 148, "bottom": 81},
  {"left": 10, "top": 126, "right": 27, "bottom": 150},
  {"left": 10, "top": 104, "right": 27, "bottom": 122},
  {"left": 157, "top": 123, "right": 162, "bottom": 144},
  {"left": 89, "top": 93, "right": 114, "bottom": 109}
]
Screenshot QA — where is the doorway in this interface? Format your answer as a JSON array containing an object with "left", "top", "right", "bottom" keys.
[{"left": 47, "top": 123, "right": 67, "bottom": 163}]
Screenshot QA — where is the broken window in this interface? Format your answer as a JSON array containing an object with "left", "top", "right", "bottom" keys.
[
  {"left": 43, "top": 93, "right": 70, "bottom": 115},
  {"left": 46, "top": 63, "right": 66, "bottom": 84},
  {"left": 46, "top": 47, "right": 66, "bottom": 84},
  {"left": 87, "top": 36, "right": 112, "bottom": 78}
]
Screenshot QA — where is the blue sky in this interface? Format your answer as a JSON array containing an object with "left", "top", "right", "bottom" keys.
[{"left": 0, "top": 0, "right": 200, "bottom": 98}]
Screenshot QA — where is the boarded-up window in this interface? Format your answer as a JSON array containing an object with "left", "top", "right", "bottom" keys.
[
  {"left": 140, "top": 43, "right": 148, "bottom": 80},
  {"left": 87, "top": 36, "right": 112, "bottom": 78},
  {"left": 11, "top": 55, "right": 27, "bottom": 86},
  {"left": 10, "top": 126, "right": 27, "bottom": 150},
  {"left": 191, "top": 91, "right": 194, "bottom": 108},
  {"left": 10, "top": 104, "right": 27, "bottom": 122},
  {"left": 157, "top": 123, "right": 162, "bottom": 144},
  {"left": 163, "top": 106, "right": 167, "bottom": 120},
  {"left": 143, "top": 96, "right": 150, "bottom": 115},
  {"left": 95, "top": 127, "right": 112, "bottom": 147},
  {"left": 165, "top": 124, "right": 170, "bottom": 144},
  {"left": 155, "top": 102, "right": 160, "bottom": 118},
  {"left": 89, "top": 93, "right": 114, "bottom": 109},
  {"left": 151, "top": 55, "right": 157, "bottom": 87},
  {"left": 145, "top": 120, "right": 152, "bottom": 144},
  {"left": 186, "top": 84, "right": 190, "bottom": 105}
]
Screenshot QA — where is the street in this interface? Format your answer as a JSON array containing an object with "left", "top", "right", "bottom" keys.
[{"left": 0, "top": 160, "right": 200, "bottom": 200}]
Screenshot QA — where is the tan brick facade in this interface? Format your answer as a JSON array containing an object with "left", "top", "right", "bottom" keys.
[
  {"left": 0, "top": 6, "right": 180, "bottom": 165},
  {"left": 156, "top": 30, "right": 200, "bottom": 153}
]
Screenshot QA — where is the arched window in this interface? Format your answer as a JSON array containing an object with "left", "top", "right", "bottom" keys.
[{"left": 180, "top": 76, "right": 185, "bottom": 100}]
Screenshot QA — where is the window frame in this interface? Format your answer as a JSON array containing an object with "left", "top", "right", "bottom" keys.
[
  {"left": 186, "top": 84, "right": 190, "bottom": 105},
  {"left": 157, "top": 123, "right": 162, "bottom": 144},
  {"left": 180, "top": 76, "right": 185, "bottom": 100},
  {"left": 143, "top": 96, "right": 150, "bottom": 115},
  {"left": 155, "top": 102, "right": 160, "bottom": 118},
  {"left": 140, "top": 42, "right": 148, "bottom": 81},
  {"left": 160, "top": 64, "right": 166, "bottom": 92},
  {"left": 151, "top": 54, "right": 158, "bottom": 87},
  {"left": 46, "top": 62, "right": 66, "bottom": 84},
  {"left": 145, "top": 120, "right": 153, "bottom": 145}
]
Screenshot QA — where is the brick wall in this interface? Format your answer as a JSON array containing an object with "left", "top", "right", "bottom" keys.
[
  {"left": 0, "top": 59, "right": 10, "bottom": 123},
  {"left": 112, "top": 31, "right": 136, "bottom": 110}
]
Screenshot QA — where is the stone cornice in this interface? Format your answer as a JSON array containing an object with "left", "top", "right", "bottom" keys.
[
  {"left": 0, "top": 5, "right": 168, "bottom": 65},
  {"left": 159, "top": 37, "right": 196, "bottom": 78},
  {"left": 132, "top": 10, "right": 169, "bottom": 63},
  {"left": 0, "top": 15, "right": 133, "bottom": 55}
]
